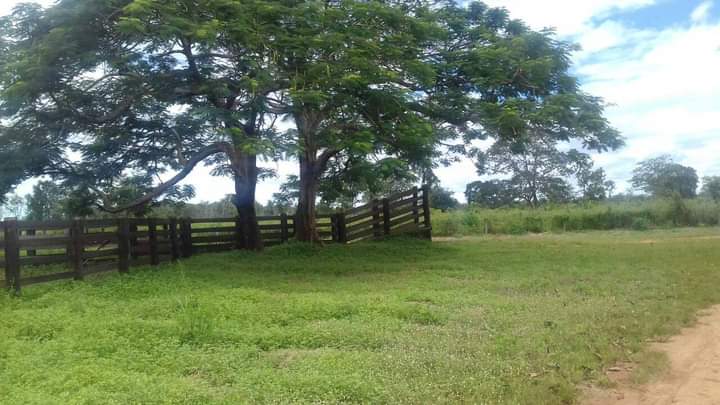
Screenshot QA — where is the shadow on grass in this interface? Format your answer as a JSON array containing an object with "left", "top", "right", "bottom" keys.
[{"left": 9, "top": 237, "right": 456, "bottom": 300}]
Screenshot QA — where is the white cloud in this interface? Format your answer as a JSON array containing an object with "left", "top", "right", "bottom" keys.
[
  {"left": 691, "top": 0, "right": 714, "bottom": 23},
  {"left": 576, "top": 19, "right": 720, "bottom": 189},
  {"left": 483, "top": 0, "right": 656, "bottom": 35}
]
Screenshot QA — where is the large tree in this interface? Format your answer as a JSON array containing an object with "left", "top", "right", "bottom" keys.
[
  {"left": 264, "top": 0, "right": 438, "bottom": 241},
  {"left": 631, "top": 155, "right": 698, "bottom": 199},
  {"left": 0, "top": 0, "right": 285, "bottom": 249},
  {"left": 263, "top": 1, "right": 622, "bottom": 240}
]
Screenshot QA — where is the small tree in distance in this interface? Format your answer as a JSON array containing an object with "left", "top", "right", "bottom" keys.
[
  {"left": 25, "top": 181, "right": 67, "bottom": 221},
  {"left": 430, "top": 187, "right": 460, "bottom": 212},
  {"left": 631, "top": 155, "right": 698, "bottom": 199},
  {"left": 473, "top": 133, "right": 611, "bottom": 208},
  {"left": 465, "top": 180, "right": 517, "bottom": 208}
]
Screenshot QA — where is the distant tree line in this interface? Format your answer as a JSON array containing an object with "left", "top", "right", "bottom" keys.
[
  {"left": 3, "top": 152, "right": 718, "bottom": 219},
  {"left": 462, "top": 153, "right": 719, "bottom": 209}
]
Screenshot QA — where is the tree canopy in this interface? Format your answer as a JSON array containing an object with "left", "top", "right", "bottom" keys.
[
  {"left": 631, "top": 155, "right": 698, "bottom": 199},
  {"left": 472, "top": 133, "right": 614, "bottom": 207},
  {"left": 0, "top": 0, "right": 623, "bottom": 244},
  {"left": 465, "top": 180, "right": 517, "bottom": 208}
]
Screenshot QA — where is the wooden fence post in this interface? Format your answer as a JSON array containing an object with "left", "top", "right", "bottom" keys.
[
  {"left": 337, "top": 211, "right": 347, "bottom": 244},
  {"left": 26, "top": 228, "right": 36, "bottom": 257},
  {"left": 129, "top": 222, "right": 139, "bottom": 260},
  {"left": 412, "top": 187, "right": 420, "bottom": 225},
  {"left": 280, "top": 213, "right": 289, "bottom": 243},
  {"left": 421, "top": 184, "right": 432, "bottom": 240},
  {"left": 382, "top": 198, "right": 391, "bottom": 236},
  {"left": 117, "top": 218, "right": 130, "bottom": 273},
  {"left": 331, "top": 214, "right": 338, "bottom": 242},
  {"left": 372, "top": 199, "right": 382, "bottom": 238},
  {"left": 169, "top": 217, "right": 180, "bottom": 261},
  {"left": 71, "top": 219, "right": 85, "bottom": 280},
  {"left": 3, "top": 218, "right": 21, "bottom": 294},
  {"left": 180, "top": 218, "right": 193, "bottom": 258},
  {"left": 148, "top": 218, "right": 159, "bottom": 266}
]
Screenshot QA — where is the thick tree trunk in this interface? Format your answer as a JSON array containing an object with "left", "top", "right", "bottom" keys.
[
  {"left": 295, "top": 153, "right": 321, "bottom": 243},
  {"left": 231, "top": 153, "right": 263, "bottom": 251}
]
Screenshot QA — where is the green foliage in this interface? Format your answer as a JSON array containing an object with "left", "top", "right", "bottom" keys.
[
  {"left": 472, "top": 133, "right": 615, "bottom": 207},
  {"left": 631, "top": 217, "right": 650, "bottom": 231},
  {"left": 2, "top": 232, "right": 720, "bottom": 403},
  {"left": 0, "top": 0, "right": 282, "bottom": 214},
  {"left": 0, "top": 0, "right": 622, "bottom": 236},
  {"left": 433, "top": 198, "right": 720, "bottom": 236},
  {"left": 25, "top": 181, "right": 66, "bottom": 221},
  {"left": 430, "top": 186, "right": 459, "bottom": 212},
  {"left": 631, "top": 155, "right": 698, "bottom": 198},
  {"left": 465, "top": 180, "right": 517, "bottom": 208},
  {"left": 701, "top": 176, "right": 720, "bottom": 202}
]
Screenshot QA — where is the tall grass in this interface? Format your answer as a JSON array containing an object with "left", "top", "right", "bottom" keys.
[{"left": 433, "top": 198, "right": 720, "bottom": 236}]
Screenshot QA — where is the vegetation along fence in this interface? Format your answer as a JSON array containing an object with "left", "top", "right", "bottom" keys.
[{"left": 1, "top": 185, "right": 431, "bottom": 292}]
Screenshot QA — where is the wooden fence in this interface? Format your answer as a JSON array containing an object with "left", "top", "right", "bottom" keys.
[{"left": 1, "top": 185, "right": 431, "bottom": 292}]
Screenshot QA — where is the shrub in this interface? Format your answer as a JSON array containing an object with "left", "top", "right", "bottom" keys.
[
  {"left": 631, "top": 217, "right": 651, "bottom": 231},
  {"left": 524, "top": 216, "right": 544, "bottom": 233},
  {"left": 461, "top": 211, "right": 482, "bottom": 229}
]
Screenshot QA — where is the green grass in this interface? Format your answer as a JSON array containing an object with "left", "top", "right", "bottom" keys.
[
  {"left": 433, "top": 198, "right": 720, "bottom": 236},
  {"left": 1, "top": 228, "right": 720, "bottom": 404}
]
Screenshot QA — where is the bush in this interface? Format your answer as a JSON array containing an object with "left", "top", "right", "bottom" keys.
[
  {"left": 631, "top": 217, "right": 651, "bottom": 231},
  {"left": 524, "top": 216, "right": 544, "bottom": 233}
]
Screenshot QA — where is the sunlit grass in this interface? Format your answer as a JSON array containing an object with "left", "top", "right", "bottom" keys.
[{"left": 1, "top": 229, "right": 719, "bottom": 403}]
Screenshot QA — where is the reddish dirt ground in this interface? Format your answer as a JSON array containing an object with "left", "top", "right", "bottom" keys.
[{"left": 584, "top": 305, "right": 720, "bottom": 405}]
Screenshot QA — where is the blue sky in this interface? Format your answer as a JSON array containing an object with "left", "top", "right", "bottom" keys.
[{"left": 3, "top": 0, "right": 720, "bottom": 204}]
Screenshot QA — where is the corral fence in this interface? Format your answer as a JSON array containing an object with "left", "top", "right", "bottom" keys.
[{"left": 1, "top": 185, "right": 431, "bottom": 292}]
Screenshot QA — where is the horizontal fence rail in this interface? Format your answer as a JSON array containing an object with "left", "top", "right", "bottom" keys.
[{"left": 1, "top": 185, "right": 431, "bottom": 292}]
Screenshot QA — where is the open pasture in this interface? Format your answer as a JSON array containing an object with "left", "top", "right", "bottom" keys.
[{"left": 1, "top": 228, "right": 719, "bottom": 404}]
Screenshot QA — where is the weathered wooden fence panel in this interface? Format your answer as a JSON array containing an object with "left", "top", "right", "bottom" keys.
[{"left": 0, "top": 186, "right": 431, "bottom": 292}]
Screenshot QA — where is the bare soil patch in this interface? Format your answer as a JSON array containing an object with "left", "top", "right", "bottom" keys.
[{"left": 584, "top": 305, "right": 720, "bottom": 405}]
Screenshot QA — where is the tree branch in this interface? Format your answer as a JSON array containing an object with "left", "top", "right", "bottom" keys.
[
  {"left": 97, "top": 142, "right": 232, "bottom": 213},
  {"left": 316, "top": 148, "right": 340, "bottom": 172},
  {"left": 91, "top": 97, "right": 137, "bottom": 123}
]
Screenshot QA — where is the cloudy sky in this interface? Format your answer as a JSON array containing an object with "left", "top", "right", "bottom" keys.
[{"left": 4, "top": 0, "right": 720, "bottom": 203}]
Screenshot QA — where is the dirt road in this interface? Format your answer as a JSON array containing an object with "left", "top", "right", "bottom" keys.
[{"left": 584, "top": 305, "right": 720, "bottom": 405}]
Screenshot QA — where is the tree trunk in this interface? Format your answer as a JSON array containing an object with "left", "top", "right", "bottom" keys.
[
  {"left": 232, "top": 153, "right": 263, "bottom": 251},
  {"left": 295, "top": 153, "right": 321, "bottom": 243}
]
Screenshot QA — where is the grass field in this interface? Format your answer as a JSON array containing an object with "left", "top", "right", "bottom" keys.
[{"left": 1, "top": 228, "right": 720, "bottom": 404}]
